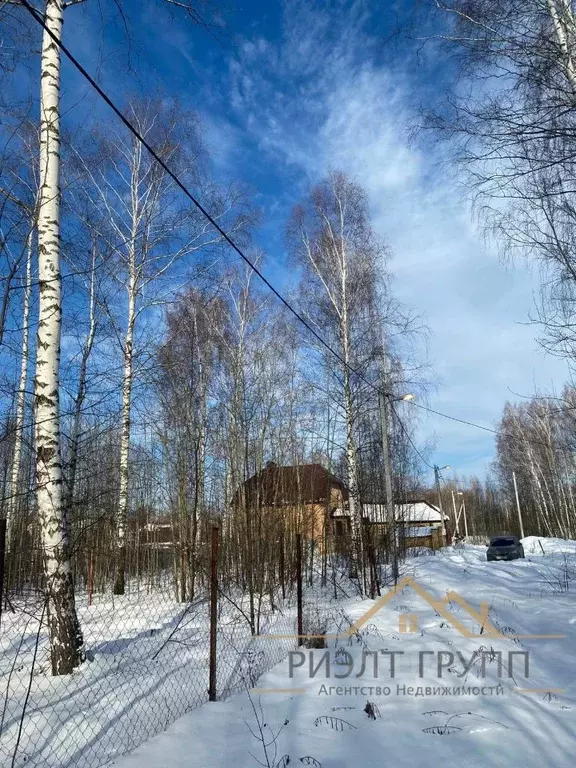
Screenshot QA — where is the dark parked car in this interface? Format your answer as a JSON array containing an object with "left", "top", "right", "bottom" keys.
[{"left": 486, "top": 535, "right": 525, "bottom": 561}]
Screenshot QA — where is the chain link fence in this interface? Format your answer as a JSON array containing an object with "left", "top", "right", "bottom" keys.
[
  {"left": 0, "top": 507, "right": 378, "bottom": 768},
  {"left": 0, "top": 531, "right": 300, "bottom": 767}
]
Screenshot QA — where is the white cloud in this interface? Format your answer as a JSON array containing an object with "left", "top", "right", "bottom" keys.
[{"left": 216, "top": 0, "right": 570, "bottom": 479}]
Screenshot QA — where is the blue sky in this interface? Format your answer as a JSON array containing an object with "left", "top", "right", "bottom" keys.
[{"left": 50, "top": 0, "right": 571, "bottom": 483}]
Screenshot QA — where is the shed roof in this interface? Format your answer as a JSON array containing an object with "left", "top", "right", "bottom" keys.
[{"left": 333, "top": 500, "right": 448, "bottom": 523}]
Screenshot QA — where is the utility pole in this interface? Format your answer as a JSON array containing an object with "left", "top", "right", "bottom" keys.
[
  {"left": 379, "top": 389, "right": 398, "bottom": 584},
  {"left": 0, "top": 518, "right": 6, "bottom": 628},
  {"left": 208, "top": 525, "right": 219, "bottom": 701},
  {"left": 512, "top": 471, "right": 525, "bottom": 539},
  {"left": 451, "top": 490, "right": 468, "bottom": 540},
  {"left": 451, "top": 490, "right": 460, "bottom": 537},
  {"left": 434, "top": 465, "right": 449, "bottom": 544}
]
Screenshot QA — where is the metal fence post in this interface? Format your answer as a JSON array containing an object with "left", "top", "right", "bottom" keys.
[
  {"left": 208, "top": 525, "right": 219, "bottom": 701},
  {"left": 88, "top": 551, "right": 94, "bottom": 607},
  {"left": 296, "top": 533, "right": 303, "bottom": 646}
]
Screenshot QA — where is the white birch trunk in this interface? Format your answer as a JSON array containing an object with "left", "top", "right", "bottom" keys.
[
  {"left": 343, "top": 359, "right": 365, "bottom": 590},
  {"left": 7, "top": 229, "right": 33, "bottom": 553},
  {"left": 113, "top": 261, "right": 136, "bottom": 595},
  {"left": 112, "top": 136, "right": 142, "bottom": 596},
  {"left": 190, "top": 362, "right": 207, "bottom": 600},
  {"left": 35, "top": 0, "right": 83, "bottom": 675},
  {"left": 340, "top": 233, "right": 365, "bottom": 594},
  {"left": 547, "top": 0, "right": 576, "bottom": 92}
]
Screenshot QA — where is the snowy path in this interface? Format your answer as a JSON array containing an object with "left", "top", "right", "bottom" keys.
[{"left": 113, "top": 539, "right": 576, "bottom": 768}]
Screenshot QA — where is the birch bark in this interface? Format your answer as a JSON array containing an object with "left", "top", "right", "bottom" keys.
[
  {"left": 35, "top": 0, "right": 83, "bottom": 675},
  {"left": 113, "top": 252, "right": 136, "bottom": 595},
  {"left": 7, "top": 229, "right": 33, "bottom": 554}
]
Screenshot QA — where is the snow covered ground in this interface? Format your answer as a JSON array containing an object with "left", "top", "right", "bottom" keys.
[
  {"left": 112, "top": 540, "right": 576, "bottom": 768},
  {"left": 0, "top": 583, "right": 298, "bottom": 767}
]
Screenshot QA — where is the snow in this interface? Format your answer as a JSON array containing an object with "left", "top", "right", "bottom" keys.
[
  {"left": 112, "top": 541, "right": 576, "bottom": 768},
  {"left": 362, "top": 501, "right": 448, "bottom": 523},
  {"left": 0, "top": 584, "right": 297, "bottom": 767},
  {"left": 3, "top": 540, "right": 576, "bottom": 767},
  {"left": 521, "top": 536, "right": 576, "bottom": 556}
]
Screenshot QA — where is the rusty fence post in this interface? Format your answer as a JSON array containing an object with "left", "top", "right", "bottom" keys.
[
  {"left": 208, "top": 525, "right": 219, "bottom": 701},
  {"left": 88, "top": 551, "right": 94, "bottom": 607},
  {"left": 296, "top": 533, "right": 303, "bottom": 647},
  {"left": 0, "top": 519, "right": 6, "bottom": 629}
]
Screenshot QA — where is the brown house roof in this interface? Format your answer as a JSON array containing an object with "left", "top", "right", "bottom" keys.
[{"left": 238, "top": 462, "right": 348, "bottom": 507}]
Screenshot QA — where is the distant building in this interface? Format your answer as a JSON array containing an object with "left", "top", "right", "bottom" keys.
[
  {"left": 235, "top": 462, "right": 348, "bottom": 545},
  {"left": 237, "top": 464, "right": 447, "bottom": 551},
  {"left": 333, "top": 500, "right": 448, "bottom": 549}
]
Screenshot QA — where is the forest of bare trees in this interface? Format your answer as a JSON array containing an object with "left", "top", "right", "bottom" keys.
[
  {"left": 3, "top": 0, "right": 576, "bottom": 701},
  {"left": 424, "top": 0, "right": 576, "bottom": 358},
  {"left": 4, "top": 2, "right": 576, "bottom": 766},
  {"left": 0, "top": 0, "right": 433, "bottom": 683},
  {"left": 409, "top": 0, "right": 576, "bottom": 542}
]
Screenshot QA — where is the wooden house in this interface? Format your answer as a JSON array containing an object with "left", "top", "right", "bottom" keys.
[
  {"left": 237, "top": 462, "right": 348, "bottom": 546},
  {"left": 237, "top": 465, "right": 447, "bottom": 551}
]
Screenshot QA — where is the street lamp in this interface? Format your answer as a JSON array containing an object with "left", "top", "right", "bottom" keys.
[{"left": 389, "top": 393, "right": 415, "bottom": 403}]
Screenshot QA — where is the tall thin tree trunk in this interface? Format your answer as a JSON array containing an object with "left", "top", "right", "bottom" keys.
[
  {"left": 35, "top": 0, "right": 83, "bottom": 675},
  {"left": 189, "top": 399, "right": 206, "bottom": 600},
  {"left": 7, "top": 229, "right": 33, "bottom": 553},
  {"left": 114, "top": 266, "right": 136, "bottom": 595},
  {"left": 547, "top": 0, "right": 576, "bottom": 91},
  {"left": 341, "top": 263, "right": 365, "bottom": 594},
  {"left": 343, "top": 364, "right": 365, "bottom": 589},
  {"left": 66, "top": 242, "right": 97, "bottom": 517}
]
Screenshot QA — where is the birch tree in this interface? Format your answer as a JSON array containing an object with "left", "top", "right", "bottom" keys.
[
  {"left": 63, "top": 233, "right": 99, "bottom": 518},
  {"left": 288, "top": 172, "right": 387, "bottom": 594},
  {"left": 6, "top": 221, "right": 33, "bottom": 553},
  {"left": 156, "top": 287, "right": 224, "bottom": 601},
  {"left": 35, "top": 0, "right": 83, "bottom": 675},
  {"left": 495, "top": 391, "right": 576, "bottom": 539},
  {"left": 425, "top": 0, "right": 576, "bottom": 360},
  {"left": 76, "top": 100, "right": 248, "bottom": 594},
  {"left": 216, "top": 261, "right": 277, "bottom": 629},
  {"left": 0, "top": 150, "right": 35, "bottom": 351},
  {"left": 2, "top": 0, "right": 232, "bottom": 658},
  {"left": 0, "top": 128, "right": 38, "bottom": 553}
]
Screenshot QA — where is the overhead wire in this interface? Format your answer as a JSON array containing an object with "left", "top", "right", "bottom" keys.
[{"left": 19, "top": 0, "right": 576, "bottom": 467}]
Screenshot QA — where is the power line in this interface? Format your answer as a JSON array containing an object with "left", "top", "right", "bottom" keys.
[
  {"left": 19, "top": 0, "right": 576, "bottom": 465},
  {"left": 389, "top": 399, "right": 434, "bottom": 469},
  {"left": 411, "top": 401, "right": 500, "bottom": 436},
  {"left": 20, "top": 0, "right": 369, "bottom": 390},
  {"left": 410, "top": 399, "right": 576, "bottom": 461}
]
